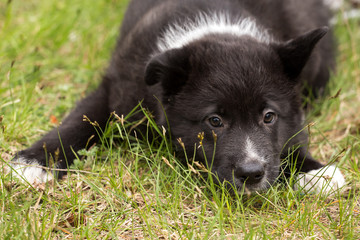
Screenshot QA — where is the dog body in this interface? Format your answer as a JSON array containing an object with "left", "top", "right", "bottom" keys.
[{"left": 11, "top": 0, "right": 345, "bottom": 193}]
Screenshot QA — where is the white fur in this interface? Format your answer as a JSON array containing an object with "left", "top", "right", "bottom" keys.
[
  {"left": 295, "top": 165, "right": 345, "bottom": 194},
  {"left": 157, "top": 12, "right": 272, "bottom": 52},
  {"left": 245, "top": 137, "right": 266, "bottom": 163},
  {"left": 9, "top": 157, "right": 53, "bottom": 184},
  {"left": 323, "top": 0, "right": 343, "bottom": 11}
]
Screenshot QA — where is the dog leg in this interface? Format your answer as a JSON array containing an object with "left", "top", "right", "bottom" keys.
[{"left": 9, "top": 82, "right": 110, "bottom": 184}]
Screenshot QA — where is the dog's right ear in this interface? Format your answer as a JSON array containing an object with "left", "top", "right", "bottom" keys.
[
  {"left": 145, "top": 48, "right": 190, "bottom": 95},
  {"left": 274, "top": 27, "right": 328, "bottom": 80}
]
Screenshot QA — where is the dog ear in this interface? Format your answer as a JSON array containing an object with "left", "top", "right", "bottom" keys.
[
  {"left": 274, "top": 27, "right": 328, "bottom": 80},
  {"left": 145, "top": 48, "right": 190, "bottom": 95}
]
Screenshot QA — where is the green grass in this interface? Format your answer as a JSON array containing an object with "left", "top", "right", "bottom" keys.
[{"left": 1, "top": 0, "right": 360, "bottom": 239}]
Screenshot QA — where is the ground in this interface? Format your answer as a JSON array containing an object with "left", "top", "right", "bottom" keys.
[{"left": 0, "top": 0, "right": 360, "bottom": 239}]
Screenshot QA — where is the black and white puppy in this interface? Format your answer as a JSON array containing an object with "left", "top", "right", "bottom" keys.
[{"left": 10, "top": 0, "right": 345, "bottom": 193}]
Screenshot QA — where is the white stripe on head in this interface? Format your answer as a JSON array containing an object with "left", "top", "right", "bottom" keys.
[
  {"left": 245, "top": 136, "right": 266, "bottom": 163},
  {"left": 157, "top": 12, "right": 272, "bottom": 52},
  {"left": 323, "top": 0, "right": 343, "bottom": 11}
]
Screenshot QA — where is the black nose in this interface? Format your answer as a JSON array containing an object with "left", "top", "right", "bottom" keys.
[{"left": 235, "top": 162, "right": 265, "bottom": 184}]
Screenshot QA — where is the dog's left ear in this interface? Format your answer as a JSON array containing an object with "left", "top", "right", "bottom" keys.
[
  {"left": 274, "top": 27, "right": 328, "bottom": 80},
  {"left": 144, "top": 48, "right": 190, "bottom": 96}
]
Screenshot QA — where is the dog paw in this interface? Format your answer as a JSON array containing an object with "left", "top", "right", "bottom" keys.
[
  {"left": 295, "top": 165, "right": 345, "bottom": 194},
  {"left": 8, "top": 157, "right": 54, "bottom": 184}
]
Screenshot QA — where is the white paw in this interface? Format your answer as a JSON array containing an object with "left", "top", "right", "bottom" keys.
[
  {"left": 8, "top": 157, "right": 54, "bottom": 184},
  {"left": 295, "top": 165, "right": 345, "bottom": 194}
]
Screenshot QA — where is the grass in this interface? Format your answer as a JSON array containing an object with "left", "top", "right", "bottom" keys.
[{"left": 0, "top": 0, "right": 360, "bottom": 239}]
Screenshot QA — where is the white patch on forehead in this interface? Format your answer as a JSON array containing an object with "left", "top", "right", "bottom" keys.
[
  {"left": 9, "top": 157, "right": 54, "bottom": 184},
  {"left": 245, "top": 137, "right": 265, "bottom": 163},
  {"left": 157, "top": 12, "right": 272, "bottom": 52}
]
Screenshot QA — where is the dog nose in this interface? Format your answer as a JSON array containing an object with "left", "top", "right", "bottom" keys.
[{"left": 235, "top": 162, "right": 265, "bottom": 184}]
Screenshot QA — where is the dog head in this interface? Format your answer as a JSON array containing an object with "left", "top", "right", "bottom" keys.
[{"left": 145, "top": 28, "right": 328, "bottom": 192}]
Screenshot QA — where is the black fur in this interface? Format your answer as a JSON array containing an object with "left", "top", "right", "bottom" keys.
[{"left": 13, "top": 0, "right": 334, "bottom": 191}]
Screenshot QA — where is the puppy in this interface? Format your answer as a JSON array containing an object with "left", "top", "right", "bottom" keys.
[{"left": 10, "top": 0, "right": 345, "bottom": 193}]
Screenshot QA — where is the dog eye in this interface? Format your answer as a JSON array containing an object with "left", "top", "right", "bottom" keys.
[
  {"left": 263, "top": 112, "right": 276, "bottom": 124},
  {"left": 208, "top": 116, "right": 223, "bottom": 127}
]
